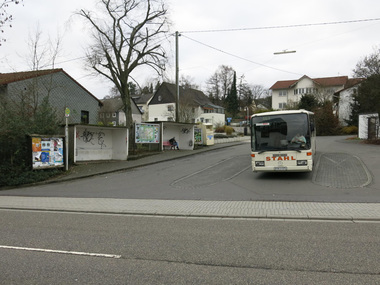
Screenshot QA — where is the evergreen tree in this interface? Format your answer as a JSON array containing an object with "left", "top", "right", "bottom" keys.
[
  {"left": 298, "top": 94, "right": 319, "bottom": 111},
  {"left": 314, "top": 102, "right": 341, "bottom": 135},
  {"left": 225, "top": 71, "right": 239, "bottom": 117},
  {"left": 349, "top": 74, "right": 380, "bottom": 126}
]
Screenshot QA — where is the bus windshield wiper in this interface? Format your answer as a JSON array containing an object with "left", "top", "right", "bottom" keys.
[
  {"left": 287, "top": 147, "right": 302, "bottom": 153},
  {"left": 257, "top": 148, "right": 282, "bottom": 154}
]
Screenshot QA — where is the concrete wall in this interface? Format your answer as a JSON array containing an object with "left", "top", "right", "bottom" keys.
[
  {"left": 162, "top": 122, "right": 194, "bottom": 150},
  {"left": 72, "top": 125, "right": 128, "bottom": 162},
  {"left": 359, "top": 113, "right": 379, "bottom": 139}
]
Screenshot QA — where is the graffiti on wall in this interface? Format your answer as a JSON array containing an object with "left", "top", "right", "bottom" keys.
[{"left": 76, "top": 128, "right": 109, "bottom": 149}]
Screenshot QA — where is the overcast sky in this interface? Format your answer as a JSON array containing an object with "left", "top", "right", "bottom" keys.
[{"left": 1, "top": 0, "right": 379, "bottom": 99}]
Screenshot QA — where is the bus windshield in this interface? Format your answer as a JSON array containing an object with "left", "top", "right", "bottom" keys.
[{"left": 251, "top": 113, "right": 311, "bottom": 152}]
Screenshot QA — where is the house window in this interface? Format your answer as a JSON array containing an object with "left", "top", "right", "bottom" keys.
[
  {"left": 112, "top": 113, "right": 117, "bottom": 117},
  {"left": 168, "top": 117, "right": 174, "bottom": 121},
  {"left": 168, "top": 105, "right": 174, "bottom": 112},
  {"left": 99, "top": 113, "right": 104, "bottom": 118},
  {"left": 278, "top": 103, "right": 287, "bottom": 109},
  {"left": 279, "top": 90, "right": 287, "bottom": 97},
  {"left": 294, "top": 88, "right": 308, "bottom": 95},
  {"left": 81, "top": 110, "right": 89, "bottom": 124},
  {"left": 106, "top": 113, "right": 110, "bottom": 118}
]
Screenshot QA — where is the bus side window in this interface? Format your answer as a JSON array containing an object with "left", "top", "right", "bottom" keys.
[{"left": 310, "top": 122, "right": 315, "bottom": 133}]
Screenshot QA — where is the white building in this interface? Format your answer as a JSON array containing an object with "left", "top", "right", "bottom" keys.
[
  {"left": 148, "top": 82, "right": 225, "bottom": 128},
  {"left": 270, "top": 75, "right": 350, "bottom": 110},
  {"left": 334, "top": 78, "right": 365, "bottom": 126},
  {"left": 99, "top": 97, "right": 142, "bottom": 126}
]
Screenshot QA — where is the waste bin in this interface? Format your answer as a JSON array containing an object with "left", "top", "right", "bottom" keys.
[{"left": 201, "top": 123, "right": 214, "bottom": 145}]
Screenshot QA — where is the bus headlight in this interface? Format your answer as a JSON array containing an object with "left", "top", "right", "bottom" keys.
[
  {"left": 255, "top": 161, "right": 265, "bottom": 167},
  {"left": 297, "top": 160, "right": 308, "bottom": 166}
]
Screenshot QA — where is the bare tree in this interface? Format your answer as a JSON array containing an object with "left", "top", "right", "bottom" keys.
[
  {"left": 179, "top": 74, "right": 199, "bottom": 89},
  {"left": 25, "top": 24, "right": 63, "bottom": 70},
  {"left": 0, "top": 0, "right": 23, "bottom": 45},
  {"left": 206, "top": 65, "right": 235, "bottom": 105},
  {"left": 353, "top": 46, "right": 380, "bottom": 78},
  {"left": 251, "top": 84, "right": 268, "bottom": 101},
  {"left": 165, "top": 95, "right": 194, "bottom": 123},
  {"left": 206, "top": 72, "right": 220, "bottom": 104},
  {"left": 78, "top": 0, "right": 170, "bottom": 129}
]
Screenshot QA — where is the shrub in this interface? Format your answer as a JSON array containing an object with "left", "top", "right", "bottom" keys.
[
  {"left": 314, "top": 102, "right": 341, "bottom": 135},
  {"left": 342, "top": 125, "right": 358, "bottom": 135},
  {"left": 215, "top": 126, "right": 225, "bottom": 133},
  {"left": 214, "top": 133, "right": 228, "bottom": 139},
  {"left": 225, "top": 126, "right": 234, "bottom": 135},
  {"left": 0, "top": 163, "right": 62, "bottom": 188},
  {"left": 0, "top": 96, "right": 62, "bottom": 187}
]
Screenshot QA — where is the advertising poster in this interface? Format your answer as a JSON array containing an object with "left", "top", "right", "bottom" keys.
[
  {"left": 32, "top": 137, "right": 41, "bottom": 152},
  {"left": 194, "top": 127, "right": 202, "bottom": 144},
  {"left": 32, "top": 136, "right": 64, "bottom": 169},
  {"left": 135, "top": 123, "right": 160, "bottom": 143}
]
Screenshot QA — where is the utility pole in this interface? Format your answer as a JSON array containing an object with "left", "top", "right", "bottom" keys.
[{"left": 175, "top": 31, "right": 180, "bottom": 123}]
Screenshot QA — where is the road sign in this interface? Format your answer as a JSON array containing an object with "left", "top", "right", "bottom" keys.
[{"left": 65, "top": 108, "right": 70, "bottom": 117}]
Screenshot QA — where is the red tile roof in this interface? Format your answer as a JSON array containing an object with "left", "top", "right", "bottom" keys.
[
  {"left": 270, "top": 79, "right": 298, "bottom": 90},
  {"left": 270, "top": 75, "right": 350, "bottom": 90},
  {"left": 312, "top": 76, "right": 348, "bottom": 87},
  {"left": 0, "top": 68, "right": 103, "bottom": 105},
  {"left": 0, "top": 69, "right": 62, "bottom": 85}
]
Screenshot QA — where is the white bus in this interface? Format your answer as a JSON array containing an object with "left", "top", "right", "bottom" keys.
[{"left": 250, "top": 110, "right": 316, "bottom": 172}]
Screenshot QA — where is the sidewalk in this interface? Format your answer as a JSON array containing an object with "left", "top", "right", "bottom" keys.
[
  {"left": 1, "top": 136, "right": 380, "bottom": 221},
  {"left": 1, "top": 197, "right": 379, "bottom": 221},
  {"left": 47, "top": 138, "right": 249, "bottom": 183}
]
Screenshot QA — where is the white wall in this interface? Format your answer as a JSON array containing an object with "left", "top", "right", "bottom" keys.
[
  {"left": 162, "top": 123, "right": 194, "bottom": 150},
  {"left": 196, "top": 113, "right": 225, "bottom": 127},
  {"left": 338, "top": 88, "right": 355, "bottom": 126},
  {"left": 272, "top": 89, "right": 287, "bottom": 110},
  {"left": 359, "top": 113, "right": 379, "bottom": 139},
  {"left": 74, "top": 125, "right": 128, "bottom": 162},
  {"left": 149, "top": 104, "right": 174, "bottom": 121}
]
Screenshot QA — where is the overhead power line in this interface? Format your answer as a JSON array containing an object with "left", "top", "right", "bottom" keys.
[
  {"left": 180, "top": 18, "right": 380, "bottom": 34},
  {"left": 181, "top": 34, "right": 303, "bottom": 76}
]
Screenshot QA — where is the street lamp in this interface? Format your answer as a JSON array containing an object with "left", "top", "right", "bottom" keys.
[{"left": 274, "top": 50, "right": 296, "bottom": 55}]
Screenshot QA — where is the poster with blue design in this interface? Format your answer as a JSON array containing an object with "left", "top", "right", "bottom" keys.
[
  {"left": 32, "top": 136, "right": 64, "bottom": 169},
  {"left": 135, "top": 123, "right": 160, "bottom": 143}
]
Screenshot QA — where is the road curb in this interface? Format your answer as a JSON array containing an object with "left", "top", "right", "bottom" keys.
[{"left": 1, "top": 198, "right": 379, "bottom": 221}]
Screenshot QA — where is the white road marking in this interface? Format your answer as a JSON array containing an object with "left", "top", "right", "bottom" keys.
[{"left": 0, "top": 245, "right": 121, "bottom": 259}]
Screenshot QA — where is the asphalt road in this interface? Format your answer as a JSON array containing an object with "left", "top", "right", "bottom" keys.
[
  {"left": 1, "top": 210, "right": 379, "bottom": 284},
  {"left": 1, "top": 137, "right": 379, "bottom": 202},
  {"left": 1, "top": 136, "right": 379, "bottom": 284}
]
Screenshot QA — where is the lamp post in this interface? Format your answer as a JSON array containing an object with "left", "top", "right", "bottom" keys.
[
  {"left": 274, "top": 50, "right": 296, "bottom": 107},
  {"left": 175, "top": 31, "right": 180, "bottom": 123},
  {"left": 274, "top": 50, "right": 296, "bottom": 55}
]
